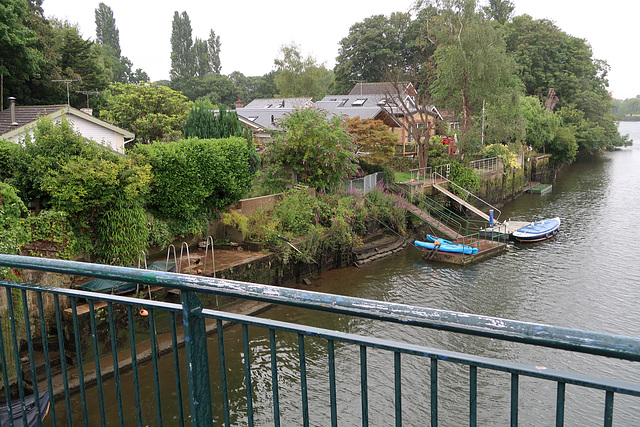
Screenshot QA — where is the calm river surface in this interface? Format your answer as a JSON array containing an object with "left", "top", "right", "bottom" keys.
[{"left": 55, "top": 123, "right": 640, "bottom": 426}]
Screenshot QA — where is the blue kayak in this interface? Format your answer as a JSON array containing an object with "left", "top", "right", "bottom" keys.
[
  {"left": 511, "top": 217, "right": 561, "bottom": 242},
  {"left": 415, "top": 237, "right": 479, "bottom": 254}
]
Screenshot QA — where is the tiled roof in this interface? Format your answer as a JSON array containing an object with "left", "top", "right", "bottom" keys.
[{"left": 0, "top": 105, "right": 67, "bottom": 135}]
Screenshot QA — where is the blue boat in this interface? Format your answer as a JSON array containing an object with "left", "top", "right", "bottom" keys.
[
  {"left": 511, "top": 217, "right": 561, "bottom": 242},
  {"left": 415, "top": 235, "right": 479, "bottom": 255}
]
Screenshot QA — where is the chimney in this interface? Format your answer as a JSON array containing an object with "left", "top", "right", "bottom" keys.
[
  {"left": 9, "top": 97, "right": 18, "bottom": 126},
  {"left": 235, "top": 97, "right": 244, "bottom": 109}
]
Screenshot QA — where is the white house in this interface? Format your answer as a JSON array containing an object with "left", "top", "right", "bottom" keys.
[{"left": 0, "top": 97, "right": 134, "bottom": 153}]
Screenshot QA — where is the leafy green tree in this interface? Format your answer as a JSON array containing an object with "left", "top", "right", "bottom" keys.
[
  {"left": 134, "top": 137, "right": 255, "bottom": 219},
  {"left": 264, "top": 107, "right": 358, "bottom": 191},
  {"left": 482, "top": 0, "right": 514, "bottom": 24},
  {"left": 94, "top": 3, "right": 148, "bottom": 84},
  {"left": 170, "top": 11, "right": 194, "bottom": 79},
  {"left": 101, "top": 82, "right": 192, "bottom": 143},
  {"left": 229, "top": 71, "right": 277, "bottom": 104},
  {"left": 183, "top": 100, "right": 250, "bottom": 139},
  {"left": 273, "top": 43, "right": 334, "bottom": 100},
  {"left": 0, "top": 0, "right": 44, "bottom": 107},
  {"left": 333, "top": 12, "right": 432, "bottom": 94},
  {"left": 520, "top": 96, "right": 559, "bottom": 153},
  {"left": 423, "top": 0, "right": 521, "bottom": 139},
  {"left": 504, "top": 14, "right": 628, "bottom": 150},
  {"left": 345, "top": 117, "right": 397, "bottom": 165}
]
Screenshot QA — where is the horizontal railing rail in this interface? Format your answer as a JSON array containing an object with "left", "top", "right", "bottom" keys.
[{"left": 1, "top": 254, "right": 639, "bottom": 426}]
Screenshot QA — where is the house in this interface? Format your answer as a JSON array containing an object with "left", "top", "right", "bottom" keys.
[
  {"left": 235, "top": 97, "right": 314, "bottom": 144},
  {"left": 0, "top": 97, "right": 134, "bottom": 153},
  {"left": 319, "top": 82, "right": 442, "bottom": 157}
]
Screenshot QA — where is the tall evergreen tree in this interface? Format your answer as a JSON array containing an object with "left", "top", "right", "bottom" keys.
[
  {"left": 207, "top": 29, "right": 221, "bottom": 74},
  {"left": 170, "top": 11, "right": 194, "bottom": 79},
  {"left": 95, "top": 2, "right": 120, "bottom": 58}
]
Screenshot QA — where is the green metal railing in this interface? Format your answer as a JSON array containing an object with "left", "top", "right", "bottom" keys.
[{"left": 1, "top": 254, "right": 639, "bottom": 426}]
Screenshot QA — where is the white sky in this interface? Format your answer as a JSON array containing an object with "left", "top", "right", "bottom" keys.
[{"left": 41, "top": 0, "right": 638, "bottom": 100}]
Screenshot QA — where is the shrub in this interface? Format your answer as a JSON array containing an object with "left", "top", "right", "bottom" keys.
[
  {"left": 449, "top": 162, "right": 481, "bottom": 195},
  {"left": 135, "top": 137, "right": 255, "bottom": 220}
]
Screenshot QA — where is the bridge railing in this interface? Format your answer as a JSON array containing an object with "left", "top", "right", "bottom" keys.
[{"left": 0, "top": 254, "right": 639, "bottom": 426}]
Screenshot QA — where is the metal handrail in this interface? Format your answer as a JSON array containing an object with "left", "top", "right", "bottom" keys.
[
  {"left": 432, "top": 172, "right": 502, "bottom": 221},
  {"left": 1, "top": 254, "right": 639, "bottom": 426}
]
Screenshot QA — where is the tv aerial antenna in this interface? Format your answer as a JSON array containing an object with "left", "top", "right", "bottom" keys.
[
  {"left": 51, "top": 78, "right": 81, "bottom": 105},
  {"left": 76, "top": 90, "right": 99, "bottom": 108}
]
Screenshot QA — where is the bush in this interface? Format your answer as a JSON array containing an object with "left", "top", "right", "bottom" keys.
[
  {"left": 449, "top": 162, "right": 481, "bottom": 195},
  {"left": 365, "top": 187, "right": 407, "bottom": 235},
  {"left": 134, "top": 137, "right": 255, "bottom": 220}
]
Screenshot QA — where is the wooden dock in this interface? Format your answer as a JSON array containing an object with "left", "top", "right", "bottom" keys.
[
  {"left": 529, "top": 183, "right": 553, "bottom": 194},
  {"left": 419, "top": 238, "right": 506, "bottom": 265}
]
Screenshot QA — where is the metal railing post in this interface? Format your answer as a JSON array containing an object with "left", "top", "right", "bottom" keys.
[{"left": 181, "top": 290, "right": 213, "bottom": 426}]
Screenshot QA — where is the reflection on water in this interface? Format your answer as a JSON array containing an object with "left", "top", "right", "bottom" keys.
[{"left": 52, "top": 124, "right": 640, "bottom": 425}]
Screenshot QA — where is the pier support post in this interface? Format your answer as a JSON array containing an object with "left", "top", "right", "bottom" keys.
[{"left": 181, "top": 290, "right": 213, "bottom": 426}]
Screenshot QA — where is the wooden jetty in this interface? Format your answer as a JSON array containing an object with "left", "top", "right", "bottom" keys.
[
  {"left": 418, "top": 237, "right": 506, "bottom": 265},
  {"left": 529, "top": 183, "right": 553, "bottom": 194}
]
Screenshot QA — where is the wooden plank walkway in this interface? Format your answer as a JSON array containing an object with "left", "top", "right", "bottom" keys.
[
  {"left": 404, "top": 203, "right": 461, "bottom": 240},
  {"left": 432, "top": 183, "right": 491, "bottom": 221}
]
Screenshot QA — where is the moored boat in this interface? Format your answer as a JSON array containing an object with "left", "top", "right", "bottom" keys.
[
  {"left": 415, "top": 235, "right": 479, "bottom": 255},
  {"left": 511, "top": 217, "right": 561, "bottom": 242},
  {"left": 0, "top": 390, "right": 50, "bottom": 427}
]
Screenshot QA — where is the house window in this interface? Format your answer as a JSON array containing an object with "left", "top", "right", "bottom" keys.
[{"left": 352, "top": 98, "right": 367, "bottom": 107}]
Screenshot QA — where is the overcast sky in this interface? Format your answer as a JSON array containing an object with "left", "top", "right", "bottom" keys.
[{"left": 41, "top": 0, "right": 638, "bottom": 100}]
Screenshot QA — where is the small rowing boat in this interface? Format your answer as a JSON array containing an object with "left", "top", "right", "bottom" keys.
[{"left": 511, "top": 217, "right": 561, "bottom": 242}]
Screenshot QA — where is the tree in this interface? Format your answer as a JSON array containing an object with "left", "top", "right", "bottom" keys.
[
  {"left": 483, "top": 0, "right": 514, "bottom": 24},
  {"left": 101, "top": 82, "right": 192, "bottom": 144},
  {"left": 273, "top": 43, "right": 334, "bottom": 101},
  {"left": 170, "top": 11, "right": 194, "bottom": 79},
  {"left": 95, "top": 2, "right": 120, "bottom": 58},
  {"left": 346, "top": 117, "right": 398, "bottom": 165},
  {"left": 422, "top": 0, "right": 521, "bottom": 143},
  {"left": 183, "top": 100, "right": 250, "bottom": 139},
  {"left": 206, "top": 29, "right": 221, "bottom": 74},
  {"left": 264, "top": 107, "right": 358, "bottom": 191},
  {"left": 504, "top": 14, "right": 628, "bottom": 150},
  {"left": 95, "top": 3, "right": 148, "bottom": 84},
  {"left": 0, "top": 0, "right": 44, "bottom": 107},
  {"left": 333, "top": 12, "right": 432, "bottom": 94}
]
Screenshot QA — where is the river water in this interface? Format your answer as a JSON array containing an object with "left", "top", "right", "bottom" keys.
[
  {"left": 240, "top": 121, "right": 640, "bottom": 426},
  {"left": 53, "top": 123, "right": 640, "bottom": 425}
]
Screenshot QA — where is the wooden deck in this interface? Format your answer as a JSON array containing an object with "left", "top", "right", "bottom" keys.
[{"left": 418, "top": 238, "right": 506, "bottom": 265}]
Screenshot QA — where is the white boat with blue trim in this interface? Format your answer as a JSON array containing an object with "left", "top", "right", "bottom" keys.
[{"left": 511, "top": 217, "right": 561, "bottom": 242}]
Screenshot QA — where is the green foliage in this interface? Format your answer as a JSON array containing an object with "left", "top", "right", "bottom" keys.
[
  {"left": 101, "top": 82, "right": 192, "bottom": 144},
  {"left": 0, "top": 183, "right": 28, "bottom": 276},
  {"left": 43, "top": 155, "right": 152, "bottom": 215},
  {"left": 221, "top": 210, "right": 249, "bottom": 235},
  {"left": 134, "top": 137, "right": 254, "bottom": 219},
  {"left": 11, "top": 115, "right": 115, "bottom": 205},
  {"left": 145, "top": 214, "right": 173, "bottom": 248},
  {"left": 20, "top": 210, "right": 76, "bottom": 260},
  {"left": 0, "top": 140, "right": 19, "bottom": 181},
  {"left": 483, "top": 144, "right": 520, "bottom": 171},
  {"left": 96, "top": 199, "right": 148, "bottom": 265},
  {"left": 425, "top": 1, "right": 521, "bottom": 135},
  {"left": 365, "top": 187, "right": 407, "bottom": 235},
  {"left": 264, "top": 107, "right": 358, "bottom": 192},
  {"left": 274, "top": 190, "right": 316, "bottom": 237},
  {"left": 170, "top": 11, "right": 194, "bottom": 79},
  {"left": 333, "top": 12, "right": 431, "bottom": 94},
  {"left": 449, "top": 161, "right": 481, "bottom": 195},
  {"left": 359, "top": 161, "right": 395, "bottom": 185},
  {"left": 346, "top": 117, "right": 398, "bottom": 165},
  {"left": 273, "top": 43, "right": 334, "bottom": 101}
]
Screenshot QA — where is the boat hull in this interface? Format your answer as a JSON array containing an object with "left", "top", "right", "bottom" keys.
[
  {"left": 415, "top": 239, "right": 479, "bottom": 255},
  {"left": 511, "top": 217, "right": 561, "bottom": 242}
]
